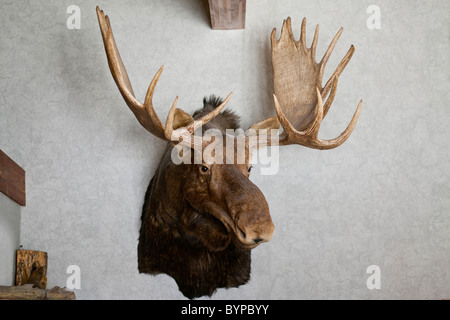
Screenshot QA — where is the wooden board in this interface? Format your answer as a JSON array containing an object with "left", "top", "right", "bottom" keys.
[
  {"left": 15, "top": 250, "right": 48, "bottom": 289},
  {"left": 0, "top": 150, "right": 26, "bottom": 206},
  {"left": 0, "top": 285, "right": 76, "bottom": 300},
  {"left": 208, "top": 0, "right": 246, "bottom": 30}
]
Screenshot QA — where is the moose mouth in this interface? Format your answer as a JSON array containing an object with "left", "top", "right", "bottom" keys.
[
  {"left": 187, "top": 202, "right": 263, "bottom": 250},
  {"left": 209, "top": 213, "right": 266, "bottom": 250},
  {"left": 234, "top": 226, "right": 265, "bottom": 250}
]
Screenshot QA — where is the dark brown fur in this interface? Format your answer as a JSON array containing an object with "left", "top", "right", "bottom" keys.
[{"left": 138, "top": 96, "right": 273, "bottom": 299}]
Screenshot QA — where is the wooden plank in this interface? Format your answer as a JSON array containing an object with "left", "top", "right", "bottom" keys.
[
  {"left": 0, "top": 285, "right": 76, "bottom": 300},
  {"left": 16, "top": 250, "right": 48, "bottom": 289},
  {"left": 0, "top": 150, "right": 26, "bottom": 206},
  {"left": 208, "top": 0, "right": 246, "bottom": 30}
]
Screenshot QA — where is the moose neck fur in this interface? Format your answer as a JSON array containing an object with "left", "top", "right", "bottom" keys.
[{"left": 137, "top": 96, "right": 252, "bottom": 299}]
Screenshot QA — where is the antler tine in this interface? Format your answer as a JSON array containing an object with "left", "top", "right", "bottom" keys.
[
  {"left": 303, "top": 88, "right": 324, "bottom": 137},
  {"left": 99, "top": 9, "right": 138, "bottom": 104},
  {"left": 188, "top": 92, "right": 233, "bottom": 134},
  {"left": 144, "top": 65, "right": 165, "bottom": 123},
  {"left": 273, "top": 94, "right": 297, "bottom": 138},
  {"left": 314, "top": 99, "right": 363, "bottom": 149},
  {"left": 323, "top": 76, "right": 338, "bottom": 118},
  {"left": 300, "top": 18, "right": 307, "bottom": 48},
  {"left": 311, "top": 24, "right": 319, "bottom": 60},
  {"left": 319, "top": 27, "right": 343, "bottom": 74},
  {"left": 279, "top": 18, "right": 292, "bottom": 42},
  {"left": 164, "top": 96, "right": 179, "bottom": 141},
  {"left": 322, "top": 45, "right": 355, "bottom": 98},
  {"left": 274, "top": 88, "right": 324, "bottom": 146}
]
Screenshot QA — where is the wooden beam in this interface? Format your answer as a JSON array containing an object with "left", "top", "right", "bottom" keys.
[
  {"left": 0, "top": 150, "right": 25, "bottom": 206},
  {"left": 0, "top": 285, "right": 76, "bottom": 300},
  {"left": 208, "top": 0, "right": 246, "bottom": 30}
]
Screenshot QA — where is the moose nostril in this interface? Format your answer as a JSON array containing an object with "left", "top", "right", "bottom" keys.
[
  {"left": 238, "top": 227, "right": 246, "bottom": 240},
  {"left": 253, "top": 238, "right": 264, "bottom": 244}
]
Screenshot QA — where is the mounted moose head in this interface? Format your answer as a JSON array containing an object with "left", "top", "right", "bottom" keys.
[{"left": 96, "top": 7, "right": 362, "bottom": 299}]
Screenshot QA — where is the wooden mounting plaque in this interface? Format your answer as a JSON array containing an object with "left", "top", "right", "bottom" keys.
[
  {"left": 15, "top": 250, "right": 48, "bottom": 289},
  {"left": 0, "top": 150, "right": 26, "bottom": 206},
  {"left": 208, "top": 0, "right": 246, "bottom": 30}
]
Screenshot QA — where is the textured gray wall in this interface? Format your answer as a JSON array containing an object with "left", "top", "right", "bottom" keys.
[
  {"left": 0, "top": 194, "right": 21, "bottom": 286},
  {"left": 0, "top": 0, "right": 449, "bottom": 299}
]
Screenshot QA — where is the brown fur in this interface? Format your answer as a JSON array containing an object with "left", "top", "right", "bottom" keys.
[{"left": 138, "top": 96, "right": 274, "bottom": 299}]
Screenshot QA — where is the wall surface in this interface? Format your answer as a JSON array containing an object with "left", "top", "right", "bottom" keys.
[
  {"left": 0, "top": 0, "right": 449, "bottom": 299},
  {"left": 0, "top": 194, "right": 21, "bottom": 286}
]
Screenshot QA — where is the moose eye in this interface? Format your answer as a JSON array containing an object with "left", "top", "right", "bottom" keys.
[
  {"left": 200, "top": 166, "right": 209, "bottom": 173},
  {"left": 248, "top": 166, "right": 253, "bottom": 173}
]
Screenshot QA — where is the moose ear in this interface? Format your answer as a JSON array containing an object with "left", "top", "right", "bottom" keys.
[
  {"left": 173, "top": 109, "right": 194, "bottom": 130},
  {"left": 246, "top": 116, "right": 280, "bottom": 135}
]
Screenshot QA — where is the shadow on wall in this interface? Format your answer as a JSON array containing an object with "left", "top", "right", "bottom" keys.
[
  {"left": 200, "top": 0, "right": 212, "bottom": 27},
  {"left": 0, "top": 194, "right": 21, "bottom": 286}
]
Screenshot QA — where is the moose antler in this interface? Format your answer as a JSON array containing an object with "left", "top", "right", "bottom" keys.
[
  {"left": 96, "top": 7, "right": 232, "bottom": 149},
  {"left": 250, "top": 18, "right": 362, "bottom": 150}
]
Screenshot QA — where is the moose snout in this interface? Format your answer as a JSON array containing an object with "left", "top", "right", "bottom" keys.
[
  {"left": 219, "top": 165, "right": 275, "bottom": 247},
  {"left": 236, "top": 214, "right": 274, "bottom": 246},
  {"left": 230, "top": 191, "right": 274, "bottom": 247}
]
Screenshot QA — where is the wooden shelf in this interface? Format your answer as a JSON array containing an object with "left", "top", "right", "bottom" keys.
[
  {"left": 208, "top": 0, "right": 246, "bottom": 30},
  {"left": 0, "top": 150, "right": 26, "bottom": 207},
  {"left": 0, "top": 285, "right": 75, "bottom": 300}
]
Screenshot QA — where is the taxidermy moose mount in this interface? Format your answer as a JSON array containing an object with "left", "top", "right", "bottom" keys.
[{"left": 96, "top": 7, "right": 362, "bottom": 298}]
